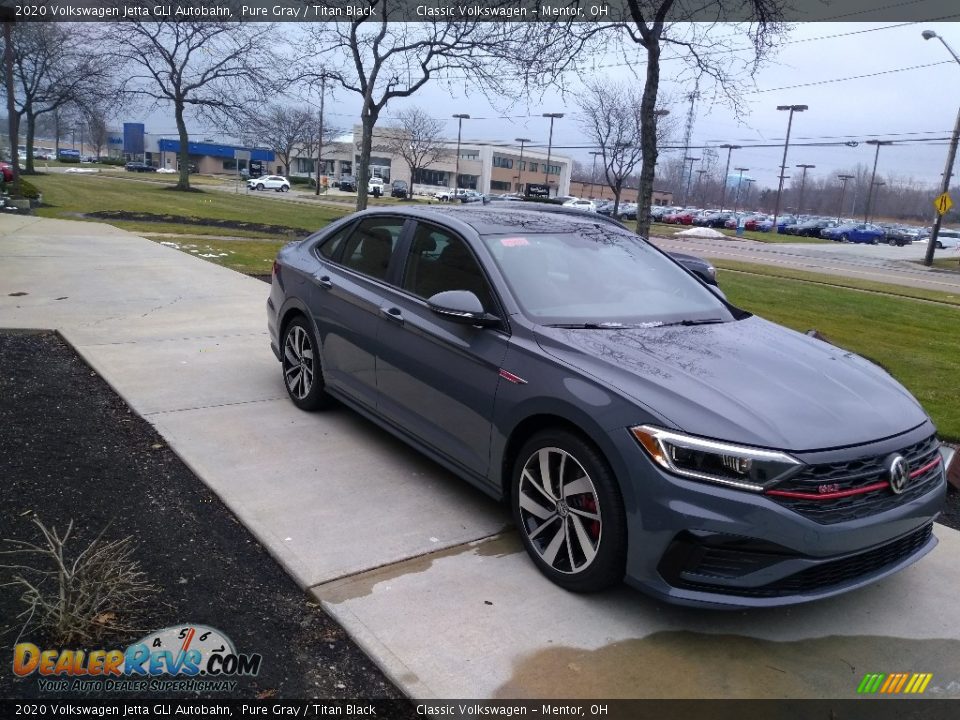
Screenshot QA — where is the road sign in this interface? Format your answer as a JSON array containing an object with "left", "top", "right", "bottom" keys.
[{"left": 934, "top": 192, "right": 953, "bottom": 215}]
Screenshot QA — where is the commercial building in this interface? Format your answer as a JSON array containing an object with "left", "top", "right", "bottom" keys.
[{"left": 289, "top": 126, "right": 573, "bottom": 197}]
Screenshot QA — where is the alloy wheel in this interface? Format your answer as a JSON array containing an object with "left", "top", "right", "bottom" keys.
[
  {"left": 282, "top": 325, "right": 314, "bottom": 400},
  {"left": 517, "top": 447, "right": 602, "bottom": 574}
]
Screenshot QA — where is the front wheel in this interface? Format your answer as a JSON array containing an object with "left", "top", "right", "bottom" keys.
[
  {"left": 841, "top": 234, "right": 849, "bottom": 243},
  {"left": 280, "top": 316, "right": 334, "bottom": 411},
  {"left": 889, "top": 238, "right": 896, "bottom": 246},
  {"left": 512, "top": 430, "right": 627, "bottom": 593},
  {"left": 256, "top": 183, "right": 264, "bottom": 191},
  {"left": 937, "top": 241, "right": 944, "bottom": 249},
  {"left": 281, "top": 186, "right": 289, "bottom": 192}
]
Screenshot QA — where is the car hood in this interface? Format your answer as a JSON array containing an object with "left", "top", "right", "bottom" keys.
[{"left": 535, "top": 316, "right": 928, "bottom": 452}]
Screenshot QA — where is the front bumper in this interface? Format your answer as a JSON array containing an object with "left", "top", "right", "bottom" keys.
[{"left": 612, "top": 423, "right": 946, "bottom": 608}]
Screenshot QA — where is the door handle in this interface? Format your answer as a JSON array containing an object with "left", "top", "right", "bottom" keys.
[
  {"left": 380, "top": 306, "right": 404, "bottom": 324},
  {"left": 316, "top": 275, "right": 333, "bottom": 289}
]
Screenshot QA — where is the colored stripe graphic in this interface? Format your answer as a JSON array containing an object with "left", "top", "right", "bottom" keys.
[{"left": 857, "top": 672, "right": 932, "bottom": 694}]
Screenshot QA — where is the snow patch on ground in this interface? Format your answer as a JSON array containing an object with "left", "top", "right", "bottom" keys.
[{"left": 675, "top": 227, "right": 727, "bottom": 239}]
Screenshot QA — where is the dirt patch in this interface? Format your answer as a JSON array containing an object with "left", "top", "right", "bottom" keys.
[
  {"left": 0, "top": 330, "right": 414, "bottom": 709},
  {"left": 85, "top": 211, "right": 309, "bottom": 238}
]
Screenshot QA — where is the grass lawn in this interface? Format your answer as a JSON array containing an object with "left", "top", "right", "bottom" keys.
[
  {"left": 649, "top": 222, "right": 830, "bottom": 244},
  {"left": 146, "top": 236, "right": 287, "bottom": 275},
  {"left": 715, "top": 260, "right": 960, "bottom": 307},
  {"left": 30, "top": 173, "right": 349, "bottom": 234},
  {"left": 720, "top": 269, "right": 960, "bottom": 442},
  {"left": 923, "top": 256, "right": 960, "bottom": 272}
]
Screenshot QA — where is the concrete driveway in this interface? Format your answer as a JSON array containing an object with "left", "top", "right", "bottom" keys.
[{"left": 2, "top": 215, "right": 959, "bottom": 699}]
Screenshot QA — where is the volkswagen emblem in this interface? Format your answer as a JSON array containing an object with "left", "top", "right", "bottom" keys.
[{"left": 888, "top": 454, "right": 910, "bottom": 495}]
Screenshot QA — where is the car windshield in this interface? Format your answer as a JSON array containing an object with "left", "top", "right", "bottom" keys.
[{"left": 481, "top": 230, "right": 734, "bottom": 326}]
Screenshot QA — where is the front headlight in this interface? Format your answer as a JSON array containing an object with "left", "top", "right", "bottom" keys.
[{"left": 630, "top": 425, "right": 802, "bottom": 492}]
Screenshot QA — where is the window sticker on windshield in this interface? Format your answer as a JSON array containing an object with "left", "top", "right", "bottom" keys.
[{"left": 500, "top": 237, "right": 530, "bottom": 247}]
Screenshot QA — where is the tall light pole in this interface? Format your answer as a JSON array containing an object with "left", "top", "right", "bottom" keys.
[
  {"left": 836, "top": 174, "right": 855, "bottom": 222},
  {"left": 733, "top": 167, "right": 749, "bottom": 214},
  {"left": 718, "top": 143, "right": 741, "bottom": 212},
  {"left": 313, "top": 74, "right": 329, "bottom": 196},
  {"left": 452, "top": 113, "right": 470, "bottom": 194},
  {"left": 863, "top": 139, "right": 892, "bottom": 223},
  {"left": 542, "top": 112, "right": 564, "bottom": 195},
  {"left": 772, "top": 104, "right": 808, "bottom": 232},
  {"left": 922, "top": 29, "right": 960, "bottom": 266},
  {"left": 515, "top": 137, "right": 530, "bottom": 194},
  {"left": 588, "top": 150, "right": 602, "bottom": 198},
  {"left": 682, "top": 156, "right": 700, "bottom": 206},
  {"left": 795, "top": 164, "right": 815, "bottom": 218}
]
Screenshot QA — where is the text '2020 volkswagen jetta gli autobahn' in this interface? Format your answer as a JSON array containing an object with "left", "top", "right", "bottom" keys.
[{"left": 267, "top": 205, "right": 946, "bottom": 608}]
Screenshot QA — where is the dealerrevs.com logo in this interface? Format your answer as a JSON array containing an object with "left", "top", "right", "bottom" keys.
[{"left": 13, "top": 624, "right": 262, "bottom": 693}]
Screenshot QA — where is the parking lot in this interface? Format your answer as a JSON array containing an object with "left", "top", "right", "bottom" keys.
[{"left": 3, "top": 214, "right": 960, "bottom": 699}]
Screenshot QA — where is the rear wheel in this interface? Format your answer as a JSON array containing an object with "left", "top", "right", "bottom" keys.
[
  {"left": 512, "top": 430, "right": 627, "bottom": 593},
  {"left": 280, "top": 316, "right": 334, "bottom": 411},
  {"left": 888, "top": 237, "right": 897, "bottom": 246},
  {"left": 841, "top": 234, "right": 849, "bottom": 243}
]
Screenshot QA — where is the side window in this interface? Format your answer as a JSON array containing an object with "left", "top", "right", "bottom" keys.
[
  {"left": 402, "top": 224, "right": 495, "bottom": 312},
  {"left": 340, "top": 217, "right": 405, "bottom": 281},
  {"left": 316, "top": 223, "right": 353, "bottom": 261}
]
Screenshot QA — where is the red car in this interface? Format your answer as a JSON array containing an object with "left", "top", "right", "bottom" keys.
[{"left": 0, "top": 162, "right": 14, "bottom": 182}]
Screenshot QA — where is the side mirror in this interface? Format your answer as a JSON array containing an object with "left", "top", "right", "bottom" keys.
[{"left": 427, "top": 290, "right": 498, "bottom": 327}]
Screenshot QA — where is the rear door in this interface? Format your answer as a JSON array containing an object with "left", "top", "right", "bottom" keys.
[{"left": 309, "top": 216, "right": 408, "bottom": 410}]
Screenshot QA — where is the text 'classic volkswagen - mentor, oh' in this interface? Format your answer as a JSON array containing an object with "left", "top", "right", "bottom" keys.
[{"left": 267, "top": 205, "right": 946, "bottom": 607}]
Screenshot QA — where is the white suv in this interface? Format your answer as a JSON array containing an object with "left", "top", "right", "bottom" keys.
[{"left": 248, "top": 175, "right": 290, "bottom": 192}]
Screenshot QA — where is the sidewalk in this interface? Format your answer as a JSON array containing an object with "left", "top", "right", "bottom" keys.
[{"left": 3, "top": 215, "right": 959, "bottom": 699}]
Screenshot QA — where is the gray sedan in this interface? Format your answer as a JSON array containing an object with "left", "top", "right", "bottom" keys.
[{"left": 267, "top": 206, "right": 945, "bottom": 607}]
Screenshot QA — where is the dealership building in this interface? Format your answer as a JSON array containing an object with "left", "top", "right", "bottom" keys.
[
  {"left": 288, "top": 126, "right": 573, "bottom": 197},
  {"left": 110, "top": 123, "right": 275, "bottom": 174}
]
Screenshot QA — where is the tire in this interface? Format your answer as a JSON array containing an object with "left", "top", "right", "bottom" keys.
[
  {"left": 888, "top": 238, "right": 896, "bottom": 246},
  {"left": 281, "top": 186, "right": 289, "bottom": 192},
  {"left": 841, "top": 234, "right": 849, "bottom": 243},
  {"left": 256, "top": 183, "right": 264, "bottom": 191},
  {"left": 937, "top": 241, "right": 944, "bottom": 249},
  {"left": 512, "top": 429, "right": 627, "bottom": 593},
  {"left": 871, "top": 238, "right": 878, "bottom": 245},
  {"left": 280, "top": 316, "right": 334, "bottom": 411}
]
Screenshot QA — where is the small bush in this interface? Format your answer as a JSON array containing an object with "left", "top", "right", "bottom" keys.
[
  {"left": 289, "top": 175, "right": 315, "bottom": 186},
  {"left": 18, "top": 179, "right": 40, "bottom": 199},
  {"left": 1, "top": 517, "right": 158, "bottom": 644},
  {"left": 58, "top": 155, "right": 80, "bottom": 164},
  {"left": 98, "top": 157, "right": 125, "bottom": 166}
]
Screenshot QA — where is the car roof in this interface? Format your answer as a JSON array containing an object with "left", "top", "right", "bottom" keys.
[{"left": 358, "top": 203, "right": 633, "bottom": 236}]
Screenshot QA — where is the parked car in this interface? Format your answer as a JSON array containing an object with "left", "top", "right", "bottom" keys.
[
  {"left": 821, "top": 222, "right": 885, "bottom": 244},
  {"left": 929, "top": 228, "right": 960, "bottom": 249},
  {"left": 788, "top": 219, "right": 838, "bottom": 238},
  {"left": 882, "top": 225, "right": 916, "bottom": 247},
  {"left": 435, "top": 188, "right": 472, "bottom": 202},
  {"left": 0, "top": 162, "right": 13, "bottom": 182},
  {"left": 458, "top": 190, "right": 486, "bottom": 204},
  {"left": 616, "top": 203, "right": 638, "bottom": 220},
  {"left": 338, "top": 175, "right": 358, "bottom": 192},
  {"left": 391, "top": 180, "right": 409, "bottom": 199},
  {"left": 268, "top": 204, "right": 945, "bottom": 607},
  {"left": 562, "top": 199, "right": 597, "bottom": 212},
  {"left": 124, "top": 162, "right": 156, "bottom": 173},
  {"left": 368, "top": 177, "right": 385, "bottom": 196},
  {"left": 248, "top": 174, "right": 290, "bottom": 192}
]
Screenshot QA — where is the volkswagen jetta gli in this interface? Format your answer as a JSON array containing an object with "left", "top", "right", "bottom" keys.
[{"left": 266, "top": 206, "right": 946, "bottom": 607}]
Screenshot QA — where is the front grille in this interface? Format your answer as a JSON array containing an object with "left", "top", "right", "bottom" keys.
[
  {"left": 673, "top": 523, "right": 933, "bottom": 599},
  {"left": 768, "top": 435, "right": 942, "bottom": 523}
]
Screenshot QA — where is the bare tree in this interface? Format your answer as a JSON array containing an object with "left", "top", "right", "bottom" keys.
[
  {"left": 237, "top": 105, "right": 313, "bottom": 177},
  {"left": 110, "top": 20, "right": 276, "bottom": 191},
  {"left": 578, "top": 80, "right": 674, "bottom": 216},
  {"left": 523, "top": 3, "right": 786, "bottom": 237},
  {"left": 382, "top": 107, "right": 448, "bottom": 188},
  {"left": 298, "top": 109, "right": 342, "bottom": 189},
  {"left": 305, "top": 2, "right": 522, "bottom": 210},
  {"left": 84, "top": 106, "right": 110, "bottom": 160},
  {"left": 7, "top": 23, "right": 113, "bottom": 174}
]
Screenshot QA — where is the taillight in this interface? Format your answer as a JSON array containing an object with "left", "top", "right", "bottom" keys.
[{"left": 272, "top": 260, "right": 280, "bottom": 277}]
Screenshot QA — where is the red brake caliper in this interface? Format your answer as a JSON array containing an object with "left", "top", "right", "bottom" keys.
[{"left": 581, "top": 496, "right": 600, "bottom": 540}]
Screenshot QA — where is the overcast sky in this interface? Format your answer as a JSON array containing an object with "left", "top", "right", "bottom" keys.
[{"left": 137, "top": 19, "right": 960, "bottom": 192}]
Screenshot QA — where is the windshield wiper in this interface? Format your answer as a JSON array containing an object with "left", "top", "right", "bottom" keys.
[
  {"left": 545, "top": 322, "right": 630, "bottom": 329},
  {"left": 660, "top": 318, "right": 727, "bottom": 327}
]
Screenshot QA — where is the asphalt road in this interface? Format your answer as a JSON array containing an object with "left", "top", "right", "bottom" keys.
[{"left": 649, "top": 233, "right": 960, "bottom": 294}]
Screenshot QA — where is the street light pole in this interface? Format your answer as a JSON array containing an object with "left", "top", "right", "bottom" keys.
[
  {"left": 588, "top": 150, "right": 602, "bottom": 198},
  {"left": 718, "top": 144, "right": 740, "bottom": 212},
  {"left": 772, "top": 104, "right": 808, "bottom": 232},
  {"left": 733, "top": 167, "right": 749, "bottom": 214},
  {"left": 922, "top": 29, "right": 960, "bottom": 266},
  {"left": 315, "top": 74, "right": 327, "bottom": 196},
  {"left": 452, "top": 113, "right": 470, "bottom": 194},
  {"left": 515, "top": 137, "right": 530, "bottom": 195},
  {"left": 542, "top": 112, "right": 564, "bottom": 195},
  {"left": 863, "top": 140, "right": 892, "bottom": 223},
  {"left": 795, "top": 164, "right": 815, "bottom": 218},
  {"left": 836, "top": 174, "right": 855, "bottom": 223}
]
